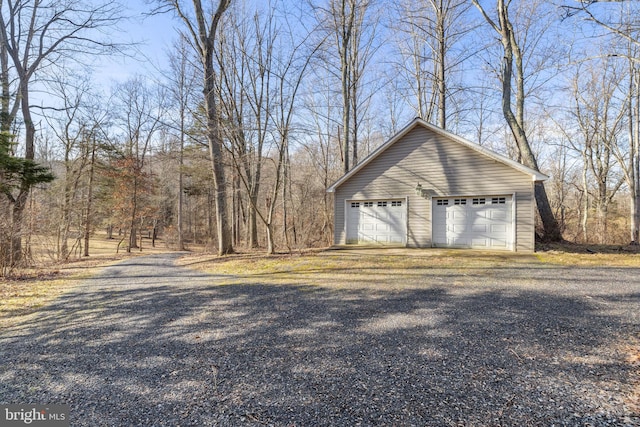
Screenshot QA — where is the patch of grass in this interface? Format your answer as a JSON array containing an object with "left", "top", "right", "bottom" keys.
[
  {"left": 0, "top": 275, "right": 75, "bottom": 327},
  {"left": 27, "top": 232, "right": 172, "bottom": 263},
  {"left": 176, "top": 248, "right": 542, "bottom": 289},
  {"left": 0, "top": 234, "right": 174, "bottom": 329},
  {"left": 535, "top": 242, "right": 640, "bottom": 266},
  {"left": 178, "top": 246, "right": 640, "bottom": 289}
]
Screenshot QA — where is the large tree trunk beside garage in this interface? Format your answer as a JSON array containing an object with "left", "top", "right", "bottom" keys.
[{"left": 473, "top": 0, "right": 562, "bottom": 242}]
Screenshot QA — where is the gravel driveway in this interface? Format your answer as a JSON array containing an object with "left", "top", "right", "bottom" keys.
[{"left": 1, "top": 252, "right": 638, "bottom": 426}]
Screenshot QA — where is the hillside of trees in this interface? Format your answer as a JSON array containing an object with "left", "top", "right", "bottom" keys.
[{"left": 1, "top": 0, "right": 639, "bottom": 272}]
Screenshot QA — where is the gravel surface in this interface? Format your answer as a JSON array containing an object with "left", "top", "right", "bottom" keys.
[{"left": 1, "top": 252, "right": 639, "bottom": 426}]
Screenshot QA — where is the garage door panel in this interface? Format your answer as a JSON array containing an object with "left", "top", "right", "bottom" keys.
[
  {"left": 347, "top": 200, "right": 406, "bottom": 245},
  {"left": 472, "top": 238, "right": 488, "bottom": 246},
  {"left": 451, "top": 211, "right": 467, "bottom": 220},
  {"left": 377, "top": 223, "right": 391, "bottom": 232},
  {"left": 473, "top": 209, "right": 488, "bottom": 219},
  {"left": 433, "top": 196, "right": 512, "bottom": 250},
  {"left": 452, "top": 236, "right": 467, "bottom": 245},
  {"left": 452, "top": 224, "right": 467, "bottom": 233},
  {"left": 472, "top": 224, "right": 487, "bottom": 232},
  {"left": 491, "top": 239, "right": 507, "bottom": 247},
  {"left": 491, "top": 224, "right": 507, "bottom": 233},
  {"left": 491, "top": 210, "right": 507, "bottom": 220},
  {"left": 359, "top": 233, "right": 374, "bottom": 243},
  {"left": 450, "top": 215, "right": 467, "bottom": 224}
]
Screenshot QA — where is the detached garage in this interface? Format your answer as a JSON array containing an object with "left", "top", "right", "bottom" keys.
[{"left": 327, "top": 118, "right": 548, "bottom": 252}]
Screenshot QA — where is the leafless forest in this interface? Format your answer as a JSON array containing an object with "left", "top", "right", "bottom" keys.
[{"left": 1, "top": 0, "right": 639, "bottom": 272}]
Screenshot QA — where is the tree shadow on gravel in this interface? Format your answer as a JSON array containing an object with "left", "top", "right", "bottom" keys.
[{"left": 0, "top": 260, "right": 638, "bottom": 427}]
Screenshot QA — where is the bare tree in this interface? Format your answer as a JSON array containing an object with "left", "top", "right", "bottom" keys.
[
  {"left": 215, "top": 3, "right": 317, "bottom": 254},
  {"left": 301, "top": 79, "right": 343, "bottom": 246},
  {"left": 628, "top": 55, "right": 640, "bottom": 244},
  {"left": 563, "top": 0, "right": 640, "bottom": 244},
  {"left": 472, "top": 0, "right": 562, "bottom": 242},
  {"left": 43, "top": 71, "right": 96, "bottom": 260},
  {"left": 568, "top": 61, "right": 626, "bottom": 243},
  {"left": 393, "top": 0, "right": 472, "bottom": 128},
  {"left": 0, "top": 0, "right": 124, "bottom": 264},
  {"left": 166, "top": 34, "right": 200, "bottom": 251},
  {"left": 611, "top": 46, "right": 640, "bottom": 245},
  {"left": 107, "top": 77, "right": 166, "bottom": 252},
  {"left": 158, "top": 0, "right": 233, "bottom": 256},
  {"left": 214, "top": 6, "right": 272, "bottom": 249},
  {"left": 266, "top": 27, "right": 318, "bottom": 254},
  {"left": 313, "top": 0, "right": 379, "bottom": 173}
]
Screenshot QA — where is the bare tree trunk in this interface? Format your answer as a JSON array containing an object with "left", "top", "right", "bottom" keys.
[
  {"left": 83, "top": 137, "right": 96, "bottom": 257},
  {"left": 473, "top": 0, "right": 562, "bottom": 242},
  {"left": 248, "top": 186, "right": 259, "bottom": 248},
  {"left": 11, "top": 190, "right": 28, "bottom": 266},
  {"left": 282, "top": 146, "right": 292, "bottom": 251},
  {"left": 177, "top": 110, "right": 185, "bottom": 251},
  {"left": 165, "top": 0, "right": 232, "bottom": 255},
  {"left": 436, "top": 2, "right": 446, "bottom": 129},
  {"left": 60, "top": 167, "right": 72, "bottom": 259},
  {"left": 334, "top": 0, "right": 356, "bottom": 173},
  {"left": 596, "top": 198, "right": 608, "bottom": 244},
  {"left": 152, "top": 219, "right": 158, "bottom": 247},
  {"left": 634, "top": 100, "right": 640, "bottom": 244},
  {"left": 631, "top": 63, "right": 640, "bottom": 244},
  {"left": 128, "top": 175, "right": 138, "bottom": 252},
  {"left": 581, "top": 156, "right": 589, "bottom": 242},
  {"left": 0, "top": 36, "right": 9, "bottom": 133},
  {"left": 204, "top": 3, "right": 233, "bottom": 255},
  {"left": 231, "top": 170, "right": 237, "bottom": 246},
  {"left": 10, "top": 82, "right": 36, "bottom": 264},
  {"left": 341, "top": 50, "right": 351, "bottom": 173},
  {"left": 204, "top": 65, "right": 233, "bottom": 255},
  {"left": 207, "top": 187, "right": 215, "bottom": 245},
  {"left": 266, "top": 222, "right": 275, "bottom": 255}
]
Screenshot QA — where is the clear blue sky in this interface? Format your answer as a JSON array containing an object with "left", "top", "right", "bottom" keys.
[{"left": 93, "top": 1, "right": 179, "bottom": 87}]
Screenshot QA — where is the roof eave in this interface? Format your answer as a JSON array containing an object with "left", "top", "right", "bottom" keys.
[
  {"left": 326, "top": 117, "right": 549, "bottom": 192},
  {"left": 326, "top": 118, "right": 421, "bottom": 193},
  {"left": 419, "top": 120, "right": 550, "bottom": 182}
]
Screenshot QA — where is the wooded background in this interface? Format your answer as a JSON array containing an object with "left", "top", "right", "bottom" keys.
[{"left": 1, "top": 0, "right": 639, "bottom": 271}]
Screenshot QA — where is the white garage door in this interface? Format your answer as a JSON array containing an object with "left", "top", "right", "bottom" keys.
[
  {"left": 347, "top": 200, "right": 407, "bottom": 245},
  {"left": 432, "top": 196, "right": 512, "bottom": 250}
]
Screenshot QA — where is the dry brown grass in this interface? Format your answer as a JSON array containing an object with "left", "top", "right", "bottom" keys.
[
  {"left": 535, "top": 242, "right": 640, "bottom": 267},
  {"left": 3, "top": 242, "right": 639, "bottom": 329},
  {"left": 0, "top": 234, "right": 173, "bottom": 328},
  {"left": 176, "top": 245, "right": 640, "bottom": 289},
  {"left": 176, "top": 248, "right": 540, "bottom": 289}
]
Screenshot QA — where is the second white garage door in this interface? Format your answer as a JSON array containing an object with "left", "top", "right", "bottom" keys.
[
  {"left": 346, "top": 200, "right": 407, "bottom": 245},
  {"left": 432, "top": 196, "right": 512, "bottom": 250}
]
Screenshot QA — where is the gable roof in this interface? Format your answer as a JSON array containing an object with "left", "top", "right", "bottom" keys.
[{"left": 327, "top": 117, "right": 548, "bottom": 193}]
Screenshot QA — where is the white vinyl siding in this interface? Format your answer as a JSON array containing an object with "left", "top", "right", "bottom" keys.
[{"left": 333, "top": 125, "right": 536, "bottom": 251}]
